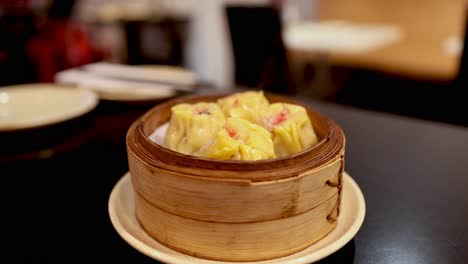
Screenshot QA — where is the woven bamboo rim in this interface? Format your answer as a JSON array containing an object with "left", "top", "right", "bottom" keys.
[{"left": 126, "top": 93, "right": 345, "bottom": 182}]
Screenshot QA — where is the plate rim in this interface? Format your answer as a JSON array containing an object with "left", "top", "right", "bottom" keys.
[
  {"left": 108, "top": 172, "right": 366, "bottom": 264},
  {"left": 0, "top": 83, "right": 99, "bottom": 132}
]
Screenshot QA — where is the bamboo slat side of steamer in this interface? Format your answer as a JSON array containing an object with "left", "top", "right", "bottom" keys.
[{"left": 126, "top": 93, "right": 345, "bottom": 261}]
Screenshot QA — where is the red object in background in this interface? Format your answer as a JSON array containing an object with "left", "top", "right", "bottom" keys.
[
  {"left": 27, "top": 19, "right": 103, "bottom": 82},
  {"left": 67, "top": 23, "right": 97, "bottom": 66}
]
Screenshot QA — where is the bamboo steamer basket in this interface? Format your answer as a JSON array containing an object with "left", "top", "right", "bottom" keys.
[{"left": 126, "top": 93, "right": 346, "bottom": 261}]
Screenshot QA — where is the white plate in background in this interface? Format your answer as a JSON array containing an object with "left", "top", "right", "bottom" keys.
[
  {"left": 55, "top": 63, "right": 197, "bottom": 102},
  {"left": 58, "top": 69, "right": 178, "bottom": 102},
  {"left": 0, "top": 83, "right": 98, "bottom": 131},
  {"left": 82, "top": 62, "right": 198, "bottom": 88}
]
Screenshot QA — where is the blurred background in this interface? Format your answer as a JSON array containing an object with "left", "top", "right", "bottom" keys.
[
  {"left": 2, "top": 1, "right": 468, "bottom": 262},
  {"left": 0, "top": 0, "right": 467, "bottom": 124}
]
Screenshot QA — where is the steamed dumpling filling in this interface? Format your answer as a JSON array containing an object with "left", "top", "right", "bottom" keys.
[
  {"left": 261, "top": 103, "right": 318, "bottom": 158},
  {"left": 163, "top": 91, "right": 319, "bottom": 160},
  {"left": 197, "top": 118, "right": 275, "bottom": 160},
  {"left": 164, "top": 102, "right": 225, "bottom": 155},
  {"left": 217, "top": 91, "right": 270, "bottom": 123}
]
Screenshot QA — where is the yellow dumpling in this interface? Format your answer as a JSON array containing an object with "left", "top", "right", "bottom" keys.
[
  {"left": 261, "top": 103, "right": 318, "bottom": 158},
  {"left": 217, "top": 91, "right": 270, "bottom": 123},
  {"left": 197, "top": 118, "right": 276, "bottom": 160},
  {"left": 164, "top": 102, "right": 226, "bottom": 155}
]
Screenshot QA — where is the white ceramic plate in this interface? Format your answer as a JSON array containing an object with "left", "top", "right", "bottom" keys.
[
  {"left": 0, "top": 83, "right": 98, "bottom": 131},
  {"left": 55, "top": 68, "right": 178, "bottom": 102},
  {"left": 83, "top": 62, "right": 198, "bottom": 87},
  {"left": 108, "top": 172, "right": 366, "bottom": 264}
]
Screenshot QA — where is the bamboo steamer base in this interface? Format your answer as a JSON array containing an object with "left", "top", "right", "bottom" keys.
[
  {"left": 126, "top": 93, "right": 346, "bottom": 262},
  {"left": 130, "top": 154, "right": 342, "bottom": 223},
  {"left": 135, "top": 192, "right": 339, "bottom": 262}
]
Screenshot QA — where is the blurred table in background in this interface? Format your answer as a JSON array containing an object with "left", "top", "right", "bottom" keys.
[{"left": 287, "top": 0, "right": 466, "bottom": 81}]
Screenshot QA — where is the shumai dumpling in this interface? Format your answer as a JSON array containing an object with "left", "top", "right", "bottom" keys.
[
  {"left": 261, "top": 103, "right": 318, "bottom": 158},
  {"left": 217, "top": 91, "right": 270, "bottom": 123},
  {"left": 197, "top": 118, "right": 276, "bottom": 160},
  {"left": 164, "top": 102, "right": 226, "bottom": 155}
]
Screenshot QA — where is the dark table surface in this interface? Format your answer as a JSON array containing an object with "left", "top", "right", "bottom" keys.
[
  {"left": 3, "top": 93, "right": 468, "bottom": 264},
  {"left": 301, "top": 99, "right": 468, "bottom": 264}
]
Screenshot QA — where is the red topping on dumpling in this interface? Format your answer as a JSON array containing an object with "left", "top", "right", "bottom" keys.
[
  {"left": 272, "top": 110, "right": 288, "bottom": 125},
  {"left": 195, "top": 108, "right": 211, "bottom": 115},
  {"left": 226, "top": 126, "right": 237, "bottom": 138}
]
